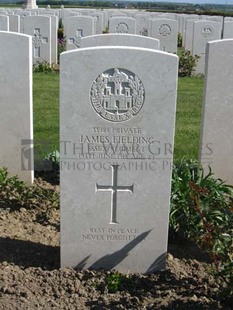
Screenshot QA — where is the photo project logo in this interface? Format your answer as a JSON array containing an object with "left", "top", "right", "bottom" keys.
[
  {"left": 21, "top": 139, "right": 34, "bottom": 171},
  {"left": 21, "top": 139, "right": 59, "bottom": 171},
  {"left": 21, "top": 140, "right": 214, "bottom": 173}
]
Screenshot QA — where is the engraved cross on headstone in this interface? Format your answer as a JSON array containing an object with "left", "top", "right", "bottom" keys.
[
  {"left": 69, "top": 29, "right": 83, "bottom": 48},
  {"left": 96, "top": 164, "right": 134, "bottom": 224},
  {"left": 32, "top": 28, "right": 48, "bottom": 58}
]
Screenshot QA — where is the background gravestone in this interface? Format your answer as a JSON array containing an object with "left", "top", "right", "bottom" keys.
[
  {"left": 64, "top": 16, "right": 95, "bottom": 50},
  {"left": 0, "top": 31, "right": 33, "bottom": 184},
  {"left": 8, "top": 14, "right": 20, "bottom": 33},
  {"left": 135, "top": 13, "right": 149, "bottom": 36},
  {"left": 80, "top": 34, "right": 159, "bottom": 50},
  {"left": 192, "top": 20, "right": 222, "bottom": 74},
  {"left": 149, "top": 18, "right": 178, "bottom": 53},
  {"left": 60, "top": 46, "right": 178, "bottom": 273},
  {"left": 23, "top": 15, "right": 52, "bottom": 65},
  {"left": 223, "top": 21, "right": 233, "bottom": 39},
  {"left": 199, "top": 39, "right": 233, "bottom": 185},
  {"left": 0, "top": 15, "right": 9, "bottom": 31},
  {"left": 109, "top": 16, "right": 136, "bottom": 34}
]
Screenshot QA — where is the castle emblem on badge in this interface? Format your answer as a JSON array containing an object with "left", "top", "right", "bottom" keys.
[{"left": 90, "top": 68, "right": 145, "bottom": 122}]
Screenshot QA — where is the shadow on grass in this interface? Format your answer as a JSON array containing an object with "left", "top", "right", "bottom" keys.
[{"left": 0, "top": 237, "right": 60, "bottom": 270}]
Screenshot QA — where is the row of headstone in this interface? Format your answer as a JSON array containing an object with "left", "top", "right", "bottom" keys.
[
  {"left": 1, "top": 28, "right": 233, "bottom": 273},
  {"left": 63, "top": 14, "right": 178, "bottom": 53},
  {"left": 2, "top": 7, "right": 233, "bottom": 72},
  {"left": 60, "top": 38, "right": 233, "bottom": 272}
]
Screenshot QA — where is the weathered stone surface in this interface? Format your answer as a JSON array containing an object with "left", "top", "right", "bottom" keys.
[
  {"left": 199, "top": 39, "right": 233, "bottom": 185},
  {"left": 0, "top": 31, "right": 33, "bottom": 184},
  {"left": 60, "top": 46, "right": 178, "bottom": 273}
]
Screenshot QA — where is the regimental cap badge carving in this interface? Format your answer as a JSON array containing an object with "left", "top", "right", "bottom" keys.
[
  {"left": 159, "top": 24, "right": 171, "bottom": 36},
  {"left": 90, "top": 68, "right": 145, "bottom": 123},
  {"left": 116, "top": 22, "right": 129, "bottom": 33},
  {"left": 201, "top": 26, "right": 213, "bottom": 38}
]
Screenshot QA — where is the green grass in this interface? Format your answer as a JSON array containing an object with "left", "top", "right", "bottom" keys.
[
  {"left": 174, "top": 76, "right": 204, "bottom": 162},
  {"left": 33, "top": 72, "right": 59, "bottom": 160},
  {"left": 33, "top": 72, "right": 204, "bottom": 162}
]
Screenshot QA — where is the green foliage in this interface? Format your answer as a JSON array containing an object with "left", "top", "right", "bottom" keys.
[
  {"left": 58, "top": 37, "right": 66, "bottom": 63},
  {"left": 106, "top": 273, "right": 122, "bottom": 293},
  {"left": 0, "top": 167, "right": 59, "bottom": 210},
  {"left": 33, "top": 61, "right": 56, "bottom": 73},
  {"left": 170, "top": 159, "right": 233, "bottom": 290},
  {"left": 44, "top": 150, "right": 60, "bottom": 172},
  {"left": 105, "top": 272, "right": 131, "bottom": 293},
  {"left": 102, "top": 26, "right": 109, "bottom": 34},
  {"left": 177, "top": 32, "right": 182, "bottom": 48},
  {"left": 178, "top": 48, "right": 200, "bottom": 77}
]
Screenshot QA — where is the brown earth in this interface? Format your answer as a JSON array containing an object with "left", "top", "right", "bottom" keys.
[{"left": 0, "top": 178, "right": 232, "bottom": 310}]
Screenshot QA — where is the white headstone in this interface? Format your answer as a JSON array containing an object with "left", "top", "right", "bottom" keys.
[
  {"left": 223, "top": 21, "right": 233, "bottom": 39},
  {"left": 64, "top": 16, "right": 95, "bottom": 50},
  {"left": 224, "top": 17, "right": 233, "bottom": 22},
  {"left": 0, "top": 15, "right": 9, "bottom": 31},
  {"left": 192, "top": 20, "right": 222, "bottom": 74},
  {"left": 184, "top": 19, "right": 197, "bottom": 51},
  {"left": 60, "top": 46, "right": 178, "bottom": 273},
  {"left": 0, "top": 31, "right": 33, "bottom": 184},
  {"left": 199, "top": 39, "right": 233, "bottom": 184},
  {"left": 149, "top": 18, "right": 178, "bottom": 53},
  {"left": 92, "top": 12, "right": 104, "bottom": 35},
  {"left": 183, "top": 15, "right": 199, "bottom": 47},
  {"left": 80, "top": 34, "right": 159, "bottom": 50},
  {"left": 23, "top": 15, "right": 52, "bottom": 65},
  {"left": 8, "top": 14, "right": 20, "bottom": 33},
  {"left": 135, "top": 13, "right": 149, "bottom": 36},
  {"left": 109, "top": 16, "right": 136, "bottom": 34},
  {"left": 37, "top": 14, "right": 58, "bottom": 64}
]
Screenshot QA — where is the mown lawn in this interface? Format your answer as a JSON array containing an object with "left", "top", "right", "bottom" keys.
[
  {"left": 33, "top": 72, "right": 59, "bottom": 160},
  {"left": 174, "top": 76, "right": 204, "bottom": 162},
  {"left": 33, "top": 72, "right": 204, "bottom": 162}
]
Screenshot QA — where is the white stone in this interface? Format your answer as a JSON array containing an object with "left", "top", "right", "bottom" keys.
[
  {"left": 23, "top": 15, "right": 52, "bottom": 64},
  {"left": 223, "top": 21, "right": 233, "bottom": 39},
  {"left": 192, "top": 20, "right": 222, "bottom": 74},
  {"left": 23, "top": 0, "right": 38, "bottom": 9},
  {"left": 92, "top": 11, "right": 104, "bottom": 34},
  {"left": 149, "top": 18, "right": 178, "bottom": 53},
  {"left": 224, "top": 17, "right": 233, "bottom": 22},
  {"left": 109, "top": 16, "right": 136, "bottom": 34},
  {"left": 184, "top": 19, "right": 196, "bottom": 51},
  {"left": 80, "top": 34, "right": 159, "bottom": 50},
  {"left": 37, "top": 14, "right": 58, "bottom": 64},
  {"left": 182, "top": 15, "right": 199, "bottom": 47},
  {"left": 199, "top": 39, "right": 233, "bottom": 184},
  {"left": 0, "top": 15, "right": 9, "bottom": 31},
  {"left": 0, "top": 31, "right": 33, "bottom": 184},
  {"left": 8, "top": 14, "right": 20, "bottom": 33},
  {"left": 64, "top": 16, "right": 95, "bottom": 50},
  {"left": 60, "top": 46, "right": 178, "bottom": 273},
  {"left": 135, "top": 13, "right": 149, "bottom": 36}
]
